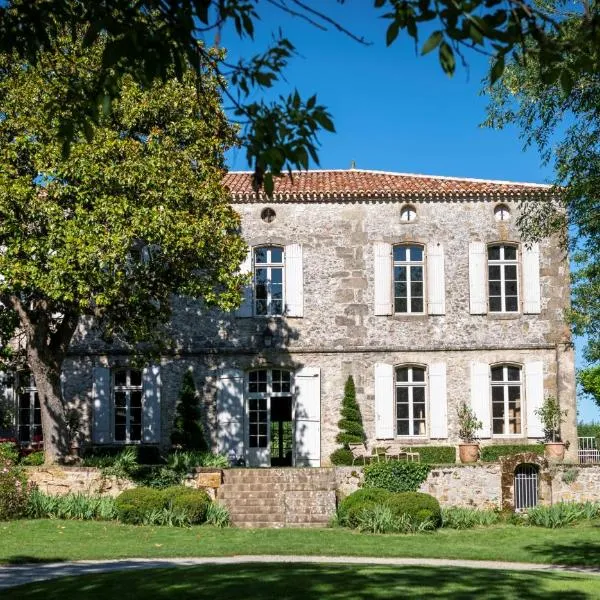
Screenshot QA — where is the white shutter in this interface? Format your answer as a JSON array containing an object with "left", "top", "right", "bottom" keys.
[
  {"left": 470, "top": 361, "right": 491, "bottom": 438},
  {"left": 522, "top": 243, "right": 541, "bottom": 314},
  {"left": 526, "top": 361, "right": 545, "bottom": 438},
  {"left": 469, "top": 242, "right": 487, "bottom": 314},
  {"left": 428, "top": 362, "right": 448, "bottom": 438},
  {"left": 92, "top": 366, "right": 111, "bottom": 443},
  {"left": 235, "top": 249, "right": 253, "bottom": 317},
  {"left": 285, "top": 243, "right": 303, "bottom": 317},
  {"left": 427, "top": 242, "right": 446, "bottom": 315},
  {"left": 294, "top": 367, "right": 321, "bottom": 467},
  {"left": 374, "top": 363, "right": 394, "bottom": 439},
  {"left": 216, "top": 368, "right": 245, "bottom": 458},
  {"left": 374, "top": 242, "right": 393, "bottom": 315},
  {"left": 142, "top": 364, "right": 161, "bottom": 443}
]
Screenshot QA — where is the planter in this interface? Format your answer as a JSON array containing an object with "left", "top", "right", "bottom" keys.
[
  {"left": 544, "top": 442, "right": 566, "bottom": 461},
  {"left": 458, "top": 443, "right": 480, "bottom": 463}
]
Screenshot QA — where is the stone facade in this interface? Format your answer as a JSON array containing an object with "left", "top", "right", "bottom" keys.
[{"left": 4, "top": 170, "right": 578, "bottom": 468}]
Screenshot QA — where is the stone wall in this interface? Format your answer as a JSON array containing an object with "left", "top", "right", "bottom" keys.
[
  {"left": 552, "top": 464, "right": 600, "bottom": 503},
  {"left": 25, "top": 466, "right": 134, "bottom": 497}
]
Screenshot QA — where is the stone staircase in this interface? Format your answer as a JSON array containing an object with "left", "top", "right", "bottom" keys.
[{"left": 217, "top": 468, "right": 338, "bottom": 528}]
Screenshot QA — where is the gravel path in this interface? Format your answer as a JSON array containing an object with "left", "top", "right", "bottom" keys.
[{"left": 1, "top": 556, "right": 600, "bottom": 590}]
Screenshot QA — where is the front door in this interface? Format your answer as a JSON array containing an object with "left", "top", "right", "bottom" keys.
[{"left": 270, "top": 396, "right": 293, "bottom": 466}]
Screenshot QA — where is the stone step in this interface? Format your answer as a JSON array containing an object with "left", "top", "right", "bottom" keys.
[{"left": 219, "top": 483, "right": 335, "bottom": 492}]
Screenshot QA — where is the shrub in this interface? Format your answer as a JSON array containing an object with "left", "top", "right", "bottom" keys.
[
  {"left": 480, "top": 444, "right": 544, "bottom": 462},
  {"left": 115, "top": 487, "right": 165, "bottom": 524},
  {"left": 329, "top": 448, "right": 354, "bottom": 466},
  {"left": 0, "top": 452, "right": 34, "bottom": 520},
  {"left": 167, "top": 450, "right": 228, "bottom": 473},
  {"left": 527, "top": 502, "right": 600, "bottom": 528},
  {"left": 205, "top": 501, "right": 231, "bottom": 527},
  {"left": 337, "top": 488, "right": 392, "bottom": 528},
  {"left": 142, "top": 506, "right": 191, "bottom": 527},
  {"left": 356, "top": 504, "right": 397, "bottom": 533},
  {"left": 577, "top": 422, "right": 600, "bottom": 438},
  {"left": 0, "top": 441, "right": 19, "bottom": 464},
  {"left": 21, "top": 451, "right": 44, "bottom": 466},
  {"left": 171, "top": 370, "right": 208, "bottom": 451},
  {"left": 441, "top": 507, "right": 500, "bottom": 529},
  {"left": 410, "top": 446, "right": 456, "bottom": 464},
  {"left": 167, "top": 488, "right": 210, "bottom": 524},
  {"left": 385, "top": 492, "right": 442, "bottom": 527},
  {"left": 27, "top": 489, "right": 117, "bottom": 521},
  {"left": 363, "top": 461, "right": 430, "bottom": 493}
]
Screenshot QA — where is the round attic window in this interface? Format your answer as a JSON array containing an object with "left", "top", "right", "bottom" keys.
[
  {"left": 494, "top": 204, "right": 511, "bottom": 222},
  {"left": 261, "top": 207, "right": 276, "bottom": 223},
  {"left": 400, "top": 205, "right": 417, "bottom": 222}
]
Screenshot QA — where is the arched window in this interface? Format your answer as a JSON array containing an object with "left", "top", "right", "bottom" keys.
[
  {"left": 395, "top": 366, "right": 426, "bottom": 436},
  {"left": 113, "top": 368, "right": 143, "bottom": 442},
  {"left": 491, "top": 364, "right": 522, "bottom": 435},
  {"left": 488, "top": 244, "right": 519, "bottom": 312},
  {"left": 254, "top": 246, "right": 284, "bottom": 316},
  {"left": 393, "top": 244, "right": 424, "bottom": 314}
]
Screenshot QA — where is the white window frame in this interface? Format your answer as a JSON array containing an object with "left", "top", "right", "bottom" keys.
[
  {"left": 395, "top": 365, "right": 427, "bottom": 437},
  {"left": 16, "top": 371, "right": 42, "bottom": 446},
  {"left": 253, "top": 246, "right": 285, "bottom": 316},
  {"left": 393, "top": 244, "right": 425, "bottom": 314},
  {"left": 491, "top": 364, "right": 523, "bottom": 437},
  {"left": 488, "top": 244, "right": 520, "bottom": 313},
  {"left": 113, "top": 368, "right": 143, "bottom": 443}
]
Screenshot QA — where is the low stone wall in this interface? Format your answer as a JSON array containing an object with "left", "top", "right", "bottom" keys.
[
  {"left": 552, "top": 464, "right": 600, "bottom": 503},
  {"left": 25, "top": 467, "right": 134, "bottom": 497}
]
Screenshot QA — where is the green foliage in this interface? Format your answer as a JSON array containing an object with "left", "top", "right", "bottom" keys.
[
  {"left": 329, "top": 448, "right": 354, "bottom": 466},
  {"left": 20, "top": 451, "right": 45, "bottom": 466},
  {"left": 527, "top": 502, "right": 600, "bottom": 528},
  {"left": 577, "top": 422, "right": 600, "bottom": 437},
  {"left": 561, "top": 468, "right": 579, "bottom": 485},
  {"left": 167, "top": 488, "right": 210, "bottom": 525},
  {"left": 115, "top": 487, "right": 166, "bottom": 525},
  {"left": 480, "top": 445, "right": 544, "bottom": 462},
  {"left": 205, "top": 502, "right": 231, "bottom": 528},
  {"left": 27, "top": 489, "right": 117, "bottom": 521},
  {"left": 441, "top": 507, "right": 500, "bottom": 529},
  {"left": 337, "top": 488, "right": 393, "bottom": 529},
  {"left": 363, "top": 461, "right": 430, "bottom": 493},
  {"left": 0, "top": 452, "right": 34, "bottom": 520},
  {"left": 578, "top": 367, "right": 600, "bottom": 411},
  {"left": 410, "top": 446, "right": 456, "bottom": 464},
  {"left": 456, "top": 402, "right": 482, "bottom": 443},
  {"left": 0, "top": 441, "right": 19, "bottom": 464},
  {"left": 171, "top": 370, "right": 207, "bottom": 451},
  {"left": 355, "top": 505, "right": 436, "bottom": 534},
  {"left": 335, "top": 376, "right": 365, "bottom": 446},
  {"left": 385, "top": 492, "right": 442, "bottom": 527},
  {"left": 534, "top": 396, "right": 567, "bottom": 442},
  {"left": 141, "top": 506, "right": 191, "bottom": 527}
]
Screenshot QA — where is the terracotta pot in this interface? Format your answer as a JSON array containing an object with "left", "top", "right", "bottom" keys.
[
  {"left": 544, "top": 442, "right": 565, "bottom": 461},
  {"left": 458, "top": 443, "right": 479, "bottom": 463}
]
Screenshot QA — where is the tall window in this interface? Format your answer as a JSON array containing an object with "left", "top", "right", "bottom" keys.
[
  {"left": 395, "top": 366, "right": 426, "bottom": 436},
  {"left": 488, "top": 244, "right": 519, "bottom": 312},
  {"left": 491, "top": 365, "right": 522, "bottom": 435},
  {"left": 17, "top": 371, "right": 42, "bottom": 445},
  {"left": 113, "top": 368, "right": 143, "bottom": 442},
  {"left": 393, "top": 245, "right": 424, "bottom": 313},
  {"left": 254, "top": 246, "right": 284, "bottom": 316}
]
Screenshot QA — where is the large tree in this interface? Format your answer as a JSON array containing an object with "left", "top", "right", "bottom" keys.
[
  {"left": 2, "top": 1, "right": 599, "bottom": 191},
  {"left": 0, "top": 31, "right": 246, "bottom": 462}
]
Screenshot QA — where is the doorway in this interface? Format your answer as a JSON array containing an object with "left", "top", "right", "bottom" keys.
[
  {"left": 270, "top": 396, "right": 293, "bottom": 466},
  {"left": 514, "top": 463, "right": 539, "bottom": 511}
]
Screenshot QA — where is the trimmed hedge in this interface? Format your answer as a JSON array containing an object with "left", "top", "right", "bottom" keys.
[
  {"left": 410, "top": 446, "right": 456, "bottom": 464},
  {"left": 386, "top": 491, "right": 441, "bottom": 527},
  {"left": 115, "top": 487, "right": 165, "bottom": 524},
  {"left": 164, "top": 486, "right": 210, "bottom": 524},
  {"left": 337, "top": 488, "right": 392, "bottom": 528},
  {"left": 480, "top": 444, "right": 544, "bottom": 462},
  {"left": 363, "top": 461, "right": 430, "bottom": 492},
  {"left": 329, "top": 448, "right": 354, "bottom": 466}
]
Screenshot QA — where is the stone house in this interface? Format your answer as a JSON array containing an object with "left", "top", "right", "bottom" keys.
[{"left": 0, "top": 169, "right": 577, "bottom": 465}]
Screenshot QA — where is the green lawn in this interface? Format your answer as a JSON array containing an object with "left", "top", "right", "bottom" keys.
[
  {"left": 3, "top": 564, "right": 599, "bottom": 599},
  {"left": 1, "top": 520, "right": 599, "bottom": 566}
]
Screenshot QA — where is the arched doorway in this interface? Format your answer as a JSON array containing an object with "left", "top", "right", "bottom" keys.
[{"left": 514, "top": 464, "right": 539, "bottom": 511}]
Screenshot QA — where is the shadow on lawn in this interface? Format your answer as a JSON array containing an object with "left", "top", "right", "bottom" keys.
[
  {"left": 524, "top": 541, "right": 600, "bottom": 567},
  {"left": 2, "top": 564, "right": 594, "bottom": 600},
  {"left": 4, "top": 556, "right": 67, "bottom": 565}
]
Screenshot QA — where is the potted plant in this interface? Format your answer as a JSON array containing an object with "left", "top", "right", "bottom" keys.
[
  {"left": 457, "top": 402, "right": 483, "bottom": 463},
  {"left": 534, "top": 396, "right": 568, "bottom": 461}
]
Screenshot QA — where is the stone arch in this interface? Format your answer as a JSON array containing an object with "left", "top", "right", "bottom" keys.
[{"left": 500, "top": 452, "right": 551, "bottom": 512}]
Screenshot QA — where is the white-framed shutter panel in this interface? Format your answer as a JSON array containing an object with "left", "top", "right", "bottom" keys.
[
  {"left": 294, "top": 367, "right": 320, "bottom": 467},
  {"left": 428, "top": 362, "right": 448, "bottom": 438},
  {"left": 374, "top": 242, "right": 393, "bottom": 316},
  {"left": 235, "top": 249, "right": 253, "bottom": 317},
  {"left": 217, "top": 368, "right": 245, "bottom": 457},
  {"left": 470, "top": 361, "right": 491, "bottom": 438},
  {"left": 285, "top": 243, "right": 303, "bottom": 317},
  {"left": 525, "top": 361, "right": 545, "bottom": 438},
  {"left": 142, "top": 364, "right": 161, "bottom": 443},
  {"left": 374, "top": 363, "right": 394, "bottom": 439},
  {"left": 469, "top": 242, "right": 487, "bottom": 314},
  {"left": 92, "top": 366, "right": 111, "bottom": 443},
  {"left": 522, "top": 243, "right": 541, "bottom": 314},
  {"left": 0, "top": 371, "right": 15, "bottom": 436},
  {"left": 427, "top": 242, "right": 446, "bottom": 315}
]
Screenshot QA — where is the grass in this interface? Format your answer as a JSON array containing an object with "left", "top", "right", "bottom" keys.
[
  {"left": 1, "top": 520, "right": 600, "bottom": 566},
  {"left": 3, "top": 564, "right": 600, "bottom": 599}
]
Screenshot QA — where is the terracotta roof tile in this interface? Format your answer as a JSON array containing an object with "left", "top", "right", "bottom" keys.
[{"left": 224, "top": 169, "right": 551, "bottom": 203}]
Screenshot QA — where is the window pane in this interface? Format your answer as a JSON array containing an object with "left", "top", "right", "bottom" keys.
[
  {"left": 115, "top": 425, "right": 126, "bottom": 442},
  {"left": 505, "top": 297, "right": 518, "bottom": 312},
  {"left": 412, "top": 368, "right": 425, "bottom": 382},
  {"left": 507, "top": 367, "right": 520, "bottom": 381},
  {"left": 130, "top": 425, "right": 142, "bottom": 441},
  {"left": 492, "top": 401, "right": 504, "bottom": 418},
  {"left": 271, "top": 282, "right": 283, "bottom": 300},
  {"left": 395, "top": 281, "right": 407, "bottom": 297},
  {"left": 271, "top": 268, "right": 282, "bottom": 284},
  {"left": 254, "top": 248, "right": 267, "bottom": 263},
  {"left": 393, "top": 246, "right": 407, "bottom": 262},
  {"left": 271, "top": 300, "right": 283, "bottom": 315},
  {"left": 396, "top": 368, "right": 409, "bottom": 382},
  {"left": 411, "top": 266, "right": 423, "bottom": 282},
  {"left": 488, "top": 265, "right": 501, "bottom": 280},
  {"left": 397, "top": 420, "right": 410, "bottom": 436},
  {"left": 394, "top": 298, "right": 407, "bottom": 313},
  {"left": 130, "top": 391, "right": 142, "bottom": 409},
  {"left": 409, "top": 246, "right": 423, "bottom": 261},
  {"left": 396, "top": 386, "right": 409, "bottom": 402},
  {"left": 270, "top": 247, "right": 283, "bottom": 263},
  {"left": 489, "top": 281, "right": 502, "bottom": 296},
  {"left": 493, "top": 419, "right": 505, "bottom": 434},
  {"left": 489, "top": 297, "right": 502, "bottom": 312},
  {"left": 413, "top": 403, "right": 426, "bottom": 419},
  {"left": 411, "top": 298, "right": 423, "bottom": 312},
  {"left": 491, "top": 367, "right": 504, "bottom": 381},
  {"left": 396, "top": 403, "right": 409, "bottom": 419},
  {"left": 488, "top": 246, "right": 501, "bottom": 260},
  {"left": 505, "top": 265, "right": 517, "bottom": 279},
  {"left": 130, "top": 370, "right": 142, "bottom": 387},
  {"left": 394, "top": 266, "right": 406, "bottom": 282},
  {"left": 115, "top": 391, "right": 126, "bottom": 407},
  {"left": 413, "top": 420, "right": 426, "bottom": 436},
  {"left": 508, "top": 386, "right": 521, "bottom": 402},
  {"left": 411, "top": 281, "right": 423, "bottom": 297},
  {"left": 255, "top": 299, "right": 267, "bottom": 315},
  {"left": 504, "top": 246, "right": 517, "bottom": 260},
  {"left": 492, "top": 386, "right": 504, "bottom": 402},
  {"left": 115, "top": 370, "right": 127, "bottom": 386},
  {"left": 413, "top": 387, "right": 425, "bottom": 403},
  {"left": 505, "top": 281, "right": 518, "bottom": 295}
]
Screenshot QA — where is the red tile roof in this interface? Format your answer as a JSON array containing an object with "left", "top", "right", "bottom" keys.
[{"left": 224, "top": 169, "right": 551, "bottom": 203}]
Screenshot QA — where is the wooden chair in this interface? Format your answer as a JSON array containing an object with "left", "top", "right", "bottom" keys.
[{"left": 348, "top": 443, "right": 370, "bottom": 465}]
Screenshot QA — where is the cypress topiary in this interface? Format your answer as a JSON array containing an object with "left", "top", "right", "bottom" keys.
[
  {"left": 171, "top": 370, "right": 208, "bottom": 451},
  {"left": 330, "top": 376, "right": 365, "bottom": 464}
]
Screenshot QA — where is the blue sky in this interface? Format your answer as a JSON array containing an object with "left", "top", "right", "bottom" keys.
[{"left": 220, "top": 1, "right": 597, "bottom": 422}]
